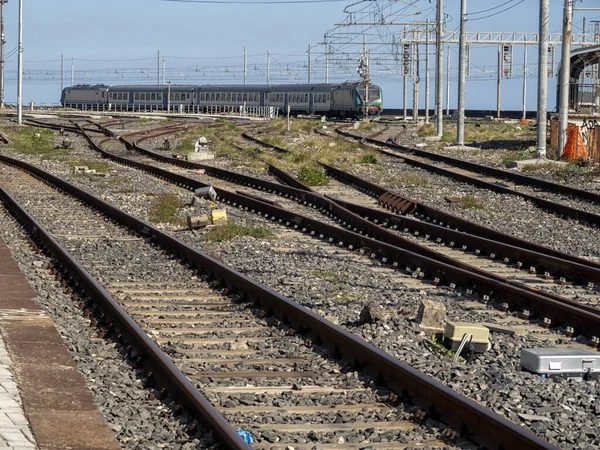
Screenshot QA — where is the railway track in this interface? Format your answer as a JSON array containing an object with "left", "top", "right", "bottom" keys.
[
  {"left": 0, "top": 146, "right": 558, "bottom": 449},
  {"left": 332, "top": 128, "right": 600, "bottom": 228},
  {"left": 59, "top": 120, "right": 600, "bottom": 341}
]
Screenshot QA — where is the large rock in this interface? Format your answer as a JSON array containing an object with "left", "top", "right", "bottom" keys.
[
  {"left": 359, "top": 301, "right": 388, "bottom": 324},
  {"left": 416, "top": 299, "right": 446, "bottom": 333}
]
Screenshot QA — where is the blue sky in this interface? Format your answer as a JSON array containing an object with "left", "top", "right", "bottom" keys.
[{"left": 1, "top": 0, "right": 599, "bottom": 110}]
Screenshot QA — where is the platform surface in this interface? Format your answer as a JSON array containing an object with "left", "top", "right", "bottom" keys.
[{"left": 0, "top": 238, "right": 120, "bottom": 450}]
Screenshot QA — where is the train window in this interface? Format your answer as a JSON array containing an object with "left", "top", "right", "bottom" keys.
[
  {"left": 135, "top": 93, "right": 139, "bottom": 100},
  {"left": 124, "top": 93, "right": 128, "bottom": 100},
  {"left": 158, "top": 93, "right": 163, "bottom": 101},
  {"left": 101, "top": 92, "right": 105, "bottom": 98},
  {"left": 187, "top": 93, "right": 190, "bottom": 100},
  {"left": 241, "top": 93, "right": 246, "bottom": 102},
  {"left": 209, "top": 93, "right": 213, "bottom": 101},
  {"left": 151, "top": 93, "right": 156, "bottom": 101},
  {"left": 255, "top": 93, "right": 259, "bottom": 102},
  {"left": 216, "top": 93, "right": 221, "bottom": 101},
  {"left": 304, "top": 94, "right": 308, "bottom": 102},
  {"left": 200, "top": 93, "right": 204, "bottom": 101}
]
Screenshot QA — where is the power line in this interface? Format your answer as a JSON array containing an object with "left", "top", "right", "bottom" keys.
[
  {"left": 467, "top": 0, "right": 525, "bottom": 22},
  {"left": 162, "top": 0, "right": 349, "bottom": 4}
]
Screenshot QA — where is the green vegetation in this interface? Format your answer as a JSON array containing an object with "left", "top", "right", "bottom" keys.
[
  {"left": 148, "top": 194, "right": 185, "bottom": 225},
  {"left": 307, "top": 270, "right": 337, "bottom": 279},
  {"left": 520, "top": 160, "right": 600, "bottom": 182},
  {"left": 419, "top": 120, "right": 536, "bottom": 147},
  {"left": 297, "top": 166, "right": 329, "bottom": 186},
  {"left": 502, "top": 149, "right": 534, "bottom": 167},
  {"left": 359, "top": 153, "right": 378, "bottom": 164},
  {"left": 11, "top": 128, "right": 57, "bottom": 156},
  {"left": 139, "top": 118, "right": 154, "bottom": 124},
  {"left": 204, "top": 222, "right": 274, "bottom": 241}
]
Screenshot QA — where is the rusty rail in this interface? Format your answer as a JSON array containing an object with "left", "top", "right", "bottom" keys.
[{"left": 0, "top": 150, "right": 555, "bottom": 450}]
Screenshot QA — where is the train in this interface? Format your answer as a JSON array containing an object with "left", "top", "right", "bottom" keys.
[{"left": 60, "top": 83, "right": 383, "bottom": 119}]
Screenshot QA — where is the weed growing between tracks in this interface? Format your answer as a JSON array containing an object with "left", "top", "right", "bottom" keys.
[
  {"left": 297, "top": 166, "right": 329, "bottom": 186},
  {"left": 10, "top": 128, "right": 61, "bottom": 156},
  {"left": 204, "top": 221, "right": 274, "bottom": 241},
  {"left": 148, "top": 193, "right": 186, "bottom": 226},
  {"left": 520, "top": 159, "right": 600, "bottom": 182}
]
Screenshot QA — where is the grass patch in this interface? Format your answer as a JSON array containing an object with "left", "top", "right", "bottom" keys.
[
  {"left": 148, "top": 194, "right": 185, "bottom": 225},
  {"left": 398, "top": 172, "right": 430, "bottom": 187},
  {"left": 139, "top": 118, "right": 154, "bottom": 124},
  {"left": 68, "top": 159, "right": 111, "bottom": 173},
  {"left": 297, "top": 166, "right": 329, "bottom": 186},
  {"left": 11, "top": 128, "right": 57, "bottom": 155},
  {"left": 204, "top": 222, "right": 274, "bottom": 241},
  {"left": 449, "top": 195, "right": 485, "bottom": 210},
  {"left": 359, "top": 153, "right": 378, "bottom": 164}
]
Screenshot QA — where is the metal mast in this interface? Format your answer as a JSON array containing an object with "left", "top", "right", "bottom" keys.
[
  {"left": 435, "top": 0, "right": 444, "bottom": 137},
  {"left": 537, "top": 0, "right": 550, "bottom": 157},
  {"left": 457, "top": 0, "right": 467, "bottom": 145},
  {"left": 558, "top": 0, "right": 574, "bottom": 156},
  {"left": 17, "top": 0, "right": 23, "bottom": 124}
]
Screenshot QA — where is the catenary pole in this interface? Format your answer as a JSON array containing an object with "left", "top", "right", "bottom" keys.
[
  {"left": 307, "top": 44, "right": 311, "bottom": 84},
  {"left": 446, "top": 46, "right": 450, "bottom": 116},
  {"left": 457, "top": 0, "right": 467, "bottom": 145},
  {"left": 537, "top": 0, "right": 550, "bottom": 157},
  {"left": 412, "top": 40, "right": 419, "bottom": 121},
  {"left": 403, "top": 71, "right": 407, "bottom": 119},
  {"left": 497, "top": 45, "right": 502, "bottom": 118},
  {"left": 162, "top": 57, "right": 166, "bottom": 85},
  {"left": 157, "top": 50, "right": 160, "bottom": 85},
  {"left": 243, "top": 47, "right": 247, "bottom": 85},
  {"left": 325, "top": 45, "right": 329, "bottom": 83},
  {"left": 435, "top": 0, "right": 444, "bottom": 136},
  {"left": 0, "top": 0, "right": 5, "bottom": 109},
  {"left": 558, "top": 0, "right": 573, "bottom": 156},
  {"left": 17, "top": 0, "right": 23, "bottom": 124},
  {"left": 71, "top": 58, "right": 74, "bottom": 86},
  {"left": 60, "top": 54, "right": 64, "bottom": 92},
  {"left": 522, "top": 45, "right": 528, "bottom": 120},
  {"left": 267, "top": 50, "right": 270, "bottom": 84},
  {"left": 425, "top": 19, "right": 430, "bottom": 124}
]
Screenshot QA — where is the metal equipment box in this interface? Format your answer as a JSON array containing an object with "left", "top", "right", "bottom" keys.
[
  {"left": 521, "top": 348, "right": 600, "bottom": 381},
  {"left": 443, "top": 322, "right": 490, "bottom": 353}
]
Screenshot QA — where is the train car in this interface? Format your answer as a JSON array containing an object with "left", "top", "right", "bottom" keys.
[
  {"left": 60, "top": 83, "right": 383, "bottom": 118},
  {"left": 61, "top": 84, "right": 110, "bottom": 110}
]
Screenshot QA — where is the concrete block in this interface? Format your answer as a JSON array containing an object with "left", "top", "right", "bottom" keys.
[
  {"left": 186, "top": 151, "right": 215, "bottom": 162},
  {"left": 73, "top": 166, "right": 88, "bottom": 174},
  {"left": 210, "top": 209, "right": 228, "bottom": 225},
  {"left": 193, "top": 186, "right": 217, "bottom": 201},
  {"left": 416, "top": 299, "right": 446, "bottom": 333},
  {"left": 187, "top": 214, "right": 210, "bottom": 230},
  {"left": 508, "top": 158, "right": 567, "bottom": 170}
]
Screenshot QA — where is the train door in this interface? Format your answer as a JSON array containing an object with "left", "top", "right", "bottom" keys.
[{"left": 129, "top": 92, "right": 134, "bottom": 110}]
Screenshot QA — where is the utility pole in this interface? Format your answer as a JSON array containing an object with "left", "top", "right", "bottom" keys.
[
  {"left": 71, "top": 58, "right": 74, "bottom": 86},
  {"left": 425, "top": 19, "right": 430, "bottom": 124},
  {"left": 537, "top": 0, "right": 550, "bottom": 157},
  {"left": 307, "top": 44, "right": 311, "bottom": 84},
  {"left": 558, "top": 0, "right": 574, "bottom": 157},
  {"left": 17, "top": 0, "right": 23, "bottom": 124},
  {"left": 267, "top": 50, "right": 270, "bottom": 84},
  {"left": 0, "top": 0, "right": 6, "bottom": 109},
  {"left": 497, "top": 45, "right": 502, "bottom": 118},
  {"left": 167, "top": 81, "right": 171, "bottom": 112},
  {"left": 325, "top": 45, "right": 329, "bottom": 83},
  {"left": 446, "top": 46, "right": 450, "bottom": 116},
  {"left": 243, "top": 47, "right": 247, "bottom": 85},
  {"left": 522, "top": 45, "right": 528, "bottom": 120},
  {"left": 403, "top": 71, "right": 407, "bottom": 119},
  {"left": 60, "top": 54, "right": 64, "bottom": 92},
  {"left": 412, "top": 41, "right": 419, "bottom": 121},
  {"left": 457, "top": 0, "right": 467, "bottom": 145},
  {"left": 162, "top": 57, "right": 166, "bottom": 85},
  {"left": 435, "top": 0, "right": 444, "bottom": 137},
  {"left": 157, "top": 50, "right": 160, "bottom": 85}
]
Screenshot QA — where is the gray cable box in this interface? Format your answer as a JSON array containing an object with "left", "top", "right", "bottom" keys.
[{"left": 520, "top": 348, "right": 600, "bottom": 381}]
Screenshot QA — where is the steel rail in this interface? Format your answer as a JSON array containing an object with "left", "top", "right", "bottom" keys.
[
  {"left": 241, "top": 132, "right": 289, "bottom": 153},
  {"left": 71, "top": 127, "right": 600, "bottom": 338},
  {"left": 0, "top": 153, "right": 556, "bottom": 450},
  {"left": 342, "top": 128, "right": 600, "bottom": 204},
  {"left": 0, "top": 184, "right": 250, "bottom": 450},
  {"left": 336, "top": 128, "right": 600, "bottom": 226}
]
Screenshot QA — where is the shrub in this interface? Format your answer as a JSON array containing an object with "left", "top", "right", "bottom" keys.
[{"left": 359, "top": 153, "right": 378, "bottom": 164}]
